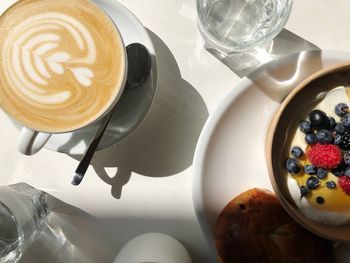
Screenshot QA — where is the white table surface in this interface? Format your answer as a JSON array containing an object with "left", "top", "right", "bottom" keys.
[{"left": 1, "top": 0, "right": 350, "bottom": 262}]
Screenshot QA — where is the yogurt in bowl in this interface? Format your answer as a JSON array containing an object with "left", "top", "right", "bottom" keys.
[
  {"left": 266, "top": 62, "right": 350, "bottom": 241},
  {"left": 287, "top": 86, "right": 350, "bottom": 226}
]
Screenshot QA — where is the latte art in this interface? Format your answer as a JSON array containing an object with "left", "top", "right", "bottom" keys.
[
  {"left": 4, "top": 12, "right": 97, "bottom": 105},
  {"left": 0, "top": 0, "right": 126, "bottom": 132}
]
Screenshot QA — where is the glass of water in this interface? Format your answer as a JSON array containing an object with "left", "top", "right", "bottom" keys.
[
  {"left": 197, "top": 0, "right": 293, "bottom": 53},
  {"left": 0, "top": 183, "right": 48, "bottom": 263}
]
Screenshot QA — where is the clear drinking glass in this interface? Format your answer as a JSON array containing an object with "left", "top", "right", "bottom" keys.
[
  {"left": 0, "top": 183, "right": 48, "bottom": 263},
  {"left": 197, "top": 0, "right": 293, "bottom": 53}
]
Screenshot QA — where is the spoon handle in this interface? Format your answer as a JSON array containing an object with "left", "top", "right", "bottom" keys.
[
  {"left": 71, "top": 109, "right": 114, "bottom": 186},
  {"left": 71, "top": 43, "right": 150, "bottom": 186}
]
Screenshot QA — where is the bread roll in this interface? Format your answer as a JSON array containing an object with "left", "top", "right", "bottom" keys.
[{"left": 215, "top": 188, "right": 334, "bottom": 263}]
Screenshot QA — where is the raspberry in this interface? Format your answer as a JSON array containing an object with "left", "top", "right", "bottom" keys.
[
  {"left": 338, "top": 176, "right": 350, "bottom": 195},
  {"left": 307, "top": 144, "right": 342, "bottom": 169}
]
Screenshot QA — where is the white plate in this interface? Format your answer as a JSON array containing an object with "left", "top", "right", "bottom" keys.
[
  {"left": 44, "top": 0, "right": 158, "bottom": 155},
  {"left": 193, "top": 50, "right": 350, "bottom": 261}
]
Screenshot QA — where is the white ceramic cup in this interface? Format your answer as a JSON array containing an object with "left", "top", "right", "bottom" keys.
[
  {"left": 1, "top": 0, "right": 128, "bottom": 156},
  {"left": 113, "top": 233, "right": 193, "bottom": 263}
]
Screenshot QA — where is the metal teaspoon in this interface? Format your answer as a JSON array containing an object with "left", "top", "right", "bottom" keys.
[{"left": 71, "top": 43, "right": 151, "bottom": 186}]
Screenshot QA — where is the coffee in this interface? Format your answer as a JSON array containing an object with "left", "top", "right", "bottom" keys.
[{"left": 0, "top": 0, "right": 126, "bottom": 132}]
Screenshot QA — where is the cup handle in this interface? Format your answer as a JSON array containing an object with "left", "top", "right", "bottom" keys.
[{"left": 18, "top": 127, "right": 51, "bottom": 155}]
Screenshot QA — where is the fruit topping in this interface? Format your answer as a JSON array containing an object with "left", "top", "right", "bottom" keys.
[
  {"left": 335, "top": 103, "right": 349, "bottom": 117},
  {"left": 332, "top": 162, "right": 346, "bottom": 177},
  {"left": 289, "top": 102, "right": 350, "bottom": 201},
  {"left": 316, "top": 168, "right": 328, "bottom": 179},
  {"left": 305, "top": 134, "right": 317, "bottom": 145},
  {"left": 329, "top": 117, "right": 336, "bottom": 129},
  {"left": 315, "top": 196, "right": 325, "bottom": 204},
  {"left": 334, "top": 134, "right": 343, "bottom": 145},
  {"left": 338, "top": 176, "right": 350, "bottom": 195},
  {"left": 309, "top": 110, "right": 329, "bottom": 130},
  {"left": 341, "top": 114, "right": 350, "bottom": 127},
  {"left": 334, "top": 123, "right": 346, "bottom": 134},
  {"left": 306, "top": 176, "right": 320, "bottom": 190},
  {"left": 299, "top": 185, "right": 309, "bottom": 197},
  {"left": 339, "top": 128, "right": 350, "bottom": 150},
  {"left": 285, "top": 158, "right": 301, "bottom": 174},
  {"left": 307, "top": 144, "right": 342, "bottom": 169},
  {"left": 345, "top": 167, "right": 350, "bottom": 177},
  {"left": 326, "top": 181, "right": 336, "bottom": 189},
  {"left": 315, "top": 129, "right": 333, "bottom": 144},
  {"left": 291, "top": 146, "right": 303, "bottom": 158},
  {"left": 304, "top": 164, "right": 317, "bottom": 175},
  {"left": 344, "top": 151, "right": 350, "bottom": 165},
  {"left": 299, "top": 120, "right": 312, "bottom": 134}
]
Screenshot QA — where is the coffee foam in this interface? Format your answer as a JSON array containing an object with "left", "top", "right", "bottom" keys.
[{"left": 0, "top": 0, "right": 126, "bottom": 132}]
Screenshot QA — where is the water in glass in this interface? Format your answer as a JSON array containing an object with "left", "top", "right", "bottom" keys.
[{"left": 197, "top": 0, "right": 293, "bottom": 52}]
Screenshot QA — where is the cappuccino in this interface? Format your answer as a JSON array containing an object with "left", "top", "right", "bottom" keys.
[{"left": 0, "top": 0, "right": 126, "bottom": 132}]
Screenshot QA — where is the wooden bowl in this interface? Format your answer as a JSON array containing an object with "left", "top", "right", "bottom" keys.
[{"left": 266, "top": 61, "right": 350, "bottom": 241}]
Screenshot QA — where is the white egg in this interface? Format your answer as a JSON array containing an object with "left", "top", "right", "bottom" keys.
[{"left": 113, "top": 233, "right": 193, "bottom": 263}]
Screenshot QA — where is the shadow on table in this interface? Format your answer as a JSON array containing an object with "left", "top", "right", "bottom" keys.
[
  {"left": 206, "top": 28, "right": 320, "bottom": 78},
  {"left": 17, "top": 191, "right": 213, "bottom": 263},
  {"left": 100, "top": 215, "right": 216, "bottom": 263},
  {"left": 19, "top": 195, "right": 117, "bottom": 263},
  {"left": 18, "top": 193, "right": 350, "bottom": 263},
  {"left": 23, "top": 212, "right": 214, "bottom": 263},
  {"left": 69, "top": 30, "right": 209, "bottom": 199}
]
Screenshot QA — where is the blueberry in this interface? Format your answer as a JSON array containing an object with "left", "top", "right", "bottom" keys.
[
  {"left": 304, "top": 164, "right": 317, "bottom": 175},
  {"left": 316, "top": 168, "right": 328, "bottom": 179},
  {"left": 329, "top": 117, "right": 336, "bottom": 129},
  {"left": 299, "top": 121, "right": 312, "bottom": 134},
  {"left": 326, "top": 181, "right": 336, "bottom": 189},
  {"left": 316, "top": 196, "right": 325, "bottom": 204},
  {"left": 335, "top": 103, "right": 349, "bottom": 117},
  {"left": 306, "top": 176, "right": 320, "bottom": 189},
  {"left": 316, "top": 129, "right": 333, "bottom": 144},
  {"left": 309, "top": 110, "right": 328, "bottom": 130},
  {"left": 344, "top": 152, "right": 350, "bottom": 166},
  {"left": 334, "top": 134, "right": 343, "bottom": 145},
  {"left": 299, "top": 185, "right": 310, "bottom": 197},
  {"left": 332, "top": 162, "right": 346, "bottom": 177},
  {"left": 285, "top": 158, "right": 301, "bottom": 174},
  {"left": 345, "top": 167, "right": 350, "bottom": 177},
  {"left": 291, "top": 146, "right": 304, "bottom": 158},
  {"left": 305, "top": 134, "right": 317, "bottom": 145},
  {"left": 341, "top": 114, "right": 350, "bottom": 127},
  {"left": 335, "top": 123, "right": 346, "bottom": 134}
]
